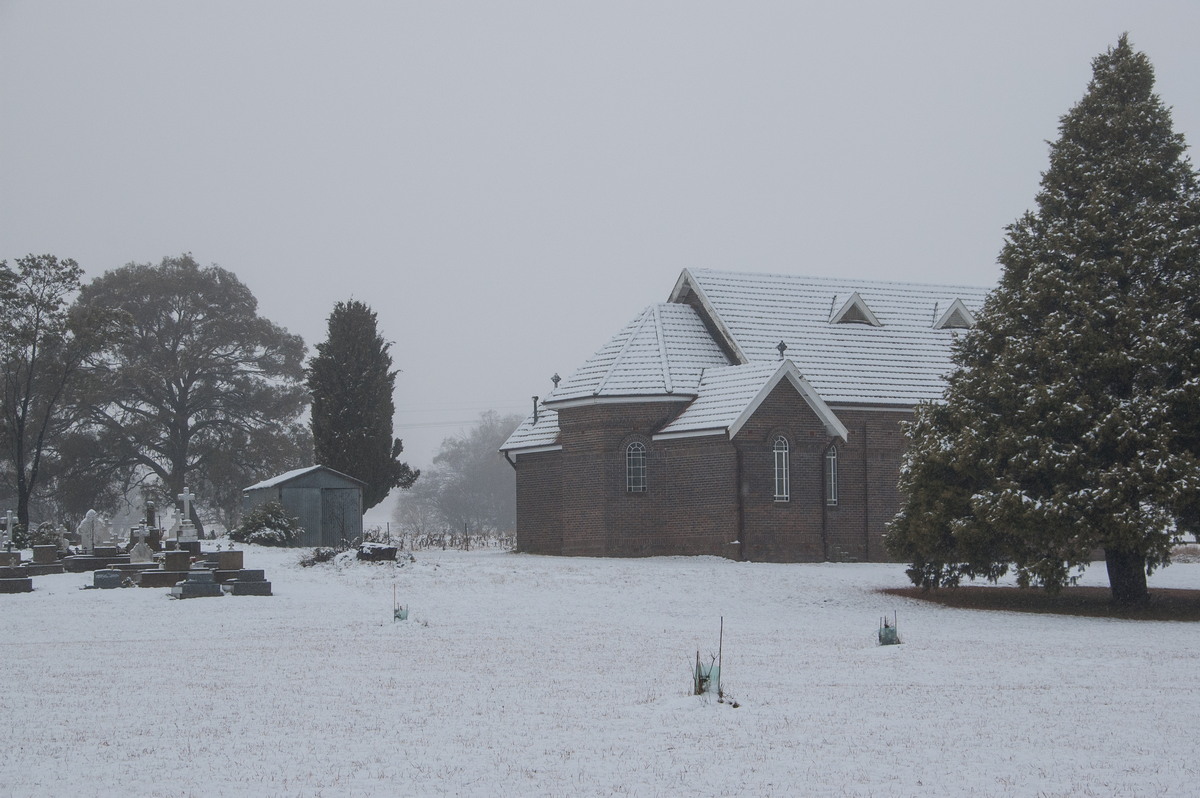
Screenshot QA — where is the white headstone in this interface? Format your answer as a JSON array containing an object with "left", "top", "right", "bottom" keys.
[
  {"left": 177, "top": 487, "right": 195, "bottom": 522},
  {"left": 177, "top": 486, "right": 198, "bottom": 542},
  {"left": 77, "top": 509, "right": 101, "bottom": 554},
  {"left": 129, "top": 524, "right": 154, "bottom": 564}
]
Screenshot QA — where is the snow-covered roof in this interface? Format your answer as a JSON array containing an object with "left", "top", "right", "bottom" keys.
[
  {"left": 670, "top": 268, "right": 989, "bottom": 405},
  {"left": 655, "top": 360, "right": 848, "bottom": 441},
  {"left": 546, "top": 303, "right": 731, "bottom": 405},
  {"left": 500, "top": 403, "right": 561, "bottom": 454},
  {"left": 501, "top": 267, "right": 991, "bottom": 456},
  {"left": 243, "top": 465, "right": 364, "bottom": 491}
]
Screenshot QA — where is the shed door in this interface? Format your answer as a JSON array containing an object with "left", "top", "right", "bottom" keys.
[{"left": 321, "top": 488, "right": 360, "bottom": 547}]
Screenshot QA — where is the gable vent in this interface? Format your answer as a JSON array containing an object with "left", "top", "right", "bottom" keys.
[
  {"left": 830, "top": 292, "right": 882, "bottom": 327},
  {"left": 933, "top": 298, "right": 976, "bottom": 330}
]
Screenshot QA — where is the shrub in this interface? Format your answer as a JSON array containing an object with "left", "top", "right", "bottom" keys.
[
  {"left": 299, "top": 547, "right": 339, "bottom": 567},
  {"left": 230, "top": 502, "right": 303, "bottom": 547}
]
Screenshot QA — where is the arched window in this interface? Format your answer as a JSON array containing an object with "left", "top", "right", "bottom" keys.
[
  {"left": 626, "top": 442, "right": 647, "bottom": 493},
  {"left": 773, "top": 436, "right": 790, "bottom": 502},
  {"left": 825, "top": 445, "right": 838, "bottom": 506}
]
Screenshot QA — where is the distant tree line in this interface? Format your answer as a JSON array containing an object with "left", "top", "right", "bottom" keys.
[{"left": 394, "top": 411, "right": 520, "bottom": 540}]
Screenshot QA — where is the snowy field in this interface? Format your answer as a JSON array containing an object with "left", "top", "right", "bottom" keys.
[{"left": 2, "top": 546, "right": 1197, "bottom": 798}]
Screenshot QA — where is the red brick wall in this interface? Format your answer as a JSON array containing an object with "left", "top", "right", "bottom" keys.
[
  {"left": 511, "top": 393, "right": 911, "bottom": 562},
  {"left": 828, "top": 407, "right": 910, "bottom": 562},
  {"left": 733, "top": 381, "right": 833, "bottom": 561},
  {"left": 513, "top": 450, "right": 563, "bottom": 554}
]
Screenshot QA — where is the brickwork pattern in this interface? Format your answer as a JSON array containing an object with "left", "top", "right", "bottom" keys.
[{"left": 512, "top": 390, "right": 911, "bottom": 562}]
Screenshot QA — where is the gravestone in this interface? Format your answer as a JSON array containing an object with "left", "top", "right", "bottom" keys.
[
  {"left": 77, "top": 510, "right": 102, "bottom": 554},
  {"left": 223, "top": 569, "right": 272, "bottom": 596},
  {"left": 205, "top": 550, "right": 243, "bottom": 571},
  {"left": 170, "top": 569, "right": 223, "bottom": 599},
  {"left": 176, "top": 486, "right": 199, "bottom": 545},
  {"left": 162, "top": 507, "right": 180, "bottom": 540},
  {"left": 32, "top": 545, "right": 58, "bottom": 565},
  {"left": 3, "top": 509, "right": 15, "bottom": 553},
  {"left": 0, "top": 576, "right": 33, "bottom": 593},
  {"left": 128, "top": 526, "right": 154, "bottom": 565},
  {"left": 93, "top": 569, "right": 123, "bottom": 589},
  {"left": 162, "top": 550, "right": 192, "bottom": 572}
]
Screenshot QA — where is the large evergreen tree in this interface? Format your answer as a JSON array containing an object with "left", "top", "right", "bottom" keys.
[
  {"left": 74, "top": 254, "right": 308, "bottom": 532},
  {"left": 888, "top": 36, "right": 1200, "bottom": 604},
  {"left": 307, "top": 300, "right": 417, "bottom": 511}
]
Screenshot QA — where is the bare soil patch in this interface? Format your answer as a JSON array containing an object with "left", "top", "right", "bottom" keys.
[{"left": 881, "top": 585, "right": 1200, "bottom": 621}]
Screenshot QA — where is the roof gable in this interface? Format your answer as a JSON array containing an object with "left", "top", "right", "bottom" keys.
[{"left": 655, "top": 360, "right": 848, "bottom": 441}]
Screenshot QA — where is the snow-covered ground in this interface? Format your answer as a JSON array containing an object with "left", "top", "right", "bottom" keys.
[{"left": 2, "top": 546, "right": 1196, "bottom": 797}]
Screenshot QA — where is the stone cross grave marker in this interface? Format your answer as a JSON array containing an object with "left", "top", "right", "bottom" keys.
[
  {"left": 177, "top": 486, "right": 198, "bottom": 542},
  {"left": 3, "top": 509, "right": 12, "bottom": 551},
  {"left": 129, "top": 524, "right": 154, "bottom": 564}
]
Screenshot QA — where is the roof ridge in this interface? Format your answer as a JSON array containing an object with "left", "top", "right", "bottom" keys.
[
  {"left": 595, "top": 307, "right": 653, "bottom": 396},
  {"left": 652, "top": 304, "right": 673, "bottom": 394},
  {"left": 688, "top": 267, "right": 990, "bottom": 293}
]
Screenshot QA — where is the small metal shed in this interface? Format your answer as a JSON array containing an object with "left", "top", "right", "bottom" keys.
[{"left": 242, "top": 465, "right": 365, "bottom": 548}]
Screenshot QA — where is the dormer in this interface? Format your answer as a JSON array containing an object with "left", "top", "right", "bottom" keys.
[
  {"left": 829, "top": 292, "right": 882, "bottom": 327},
  {"left": 933, "top": 298, "right": 976, "bottom": 330}
]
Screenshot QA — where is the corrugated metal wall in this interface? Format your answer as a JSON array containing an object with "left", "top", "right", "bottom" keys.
[{"left": 283, "top": 487, "right": 323, "bottom": 547}]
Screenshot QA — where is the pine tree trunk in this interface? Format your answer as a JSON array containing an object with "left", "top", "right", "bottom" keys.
[{"left": 1104, "top": 547, "right": 1149, "bottom": 605}]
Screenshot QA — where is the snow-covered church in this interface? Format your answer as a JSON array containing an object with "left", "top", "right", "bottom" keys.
[{"left": 500, "top": 268, "right": 988, "bottom": 561}]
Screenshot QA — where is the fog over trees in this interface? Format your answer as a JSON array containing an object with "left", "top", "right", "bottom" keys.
[{"left": 395, "top": 411, "right": 520, "bottom": 539}]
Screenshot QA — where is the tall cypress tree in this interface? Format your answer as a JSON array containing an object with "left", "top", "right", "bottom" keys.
[
  {"left": 888, "top": 36, "right": 1200, "bottom": 604},
  {"left": 307, "top": 301, "right": 418, "bottom": 511}
]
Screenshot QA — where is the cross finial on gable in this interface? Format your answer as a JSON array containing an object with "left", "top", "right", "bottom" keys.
[{"left": 776, "top": 340, "right": 788, "bottom": 360}]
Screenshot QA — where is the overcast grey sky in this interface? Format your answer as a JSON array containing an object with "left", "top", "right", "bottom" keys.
[{"left": 3, "top": 1, "right": 1199, "bottom": 474}]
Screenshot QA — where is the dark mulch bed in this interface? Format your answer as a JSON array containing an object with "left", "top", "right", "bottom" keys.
[{"left": 881, "top": 585, "right": 1200, "bottom": 621}]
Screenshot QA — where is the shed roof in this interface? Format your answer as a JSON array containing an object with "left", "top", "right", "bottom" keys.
[{"left": 243, "top": 465, "right": 365, "bottom": 491}]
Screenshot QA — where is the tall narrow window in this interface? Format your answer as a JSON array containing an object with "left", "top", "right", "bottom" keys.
[
  {"left": 825, "top": 445, "right": 838, "bottom": 506},
  {"left": 626, "top": 442, "right": 647, "bottom": 493},
  {"left": 773, "top": 436, "right": 790, "bottom": 502}
]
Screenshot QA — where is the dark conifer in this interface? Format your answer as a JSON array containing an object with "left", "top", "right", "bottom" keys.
[
  {"left": 888, "top": 35, "right": 1200, "bottom": 604},
  {"left": 307, "top": 301, "right": 418, "bottom": 511}
]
